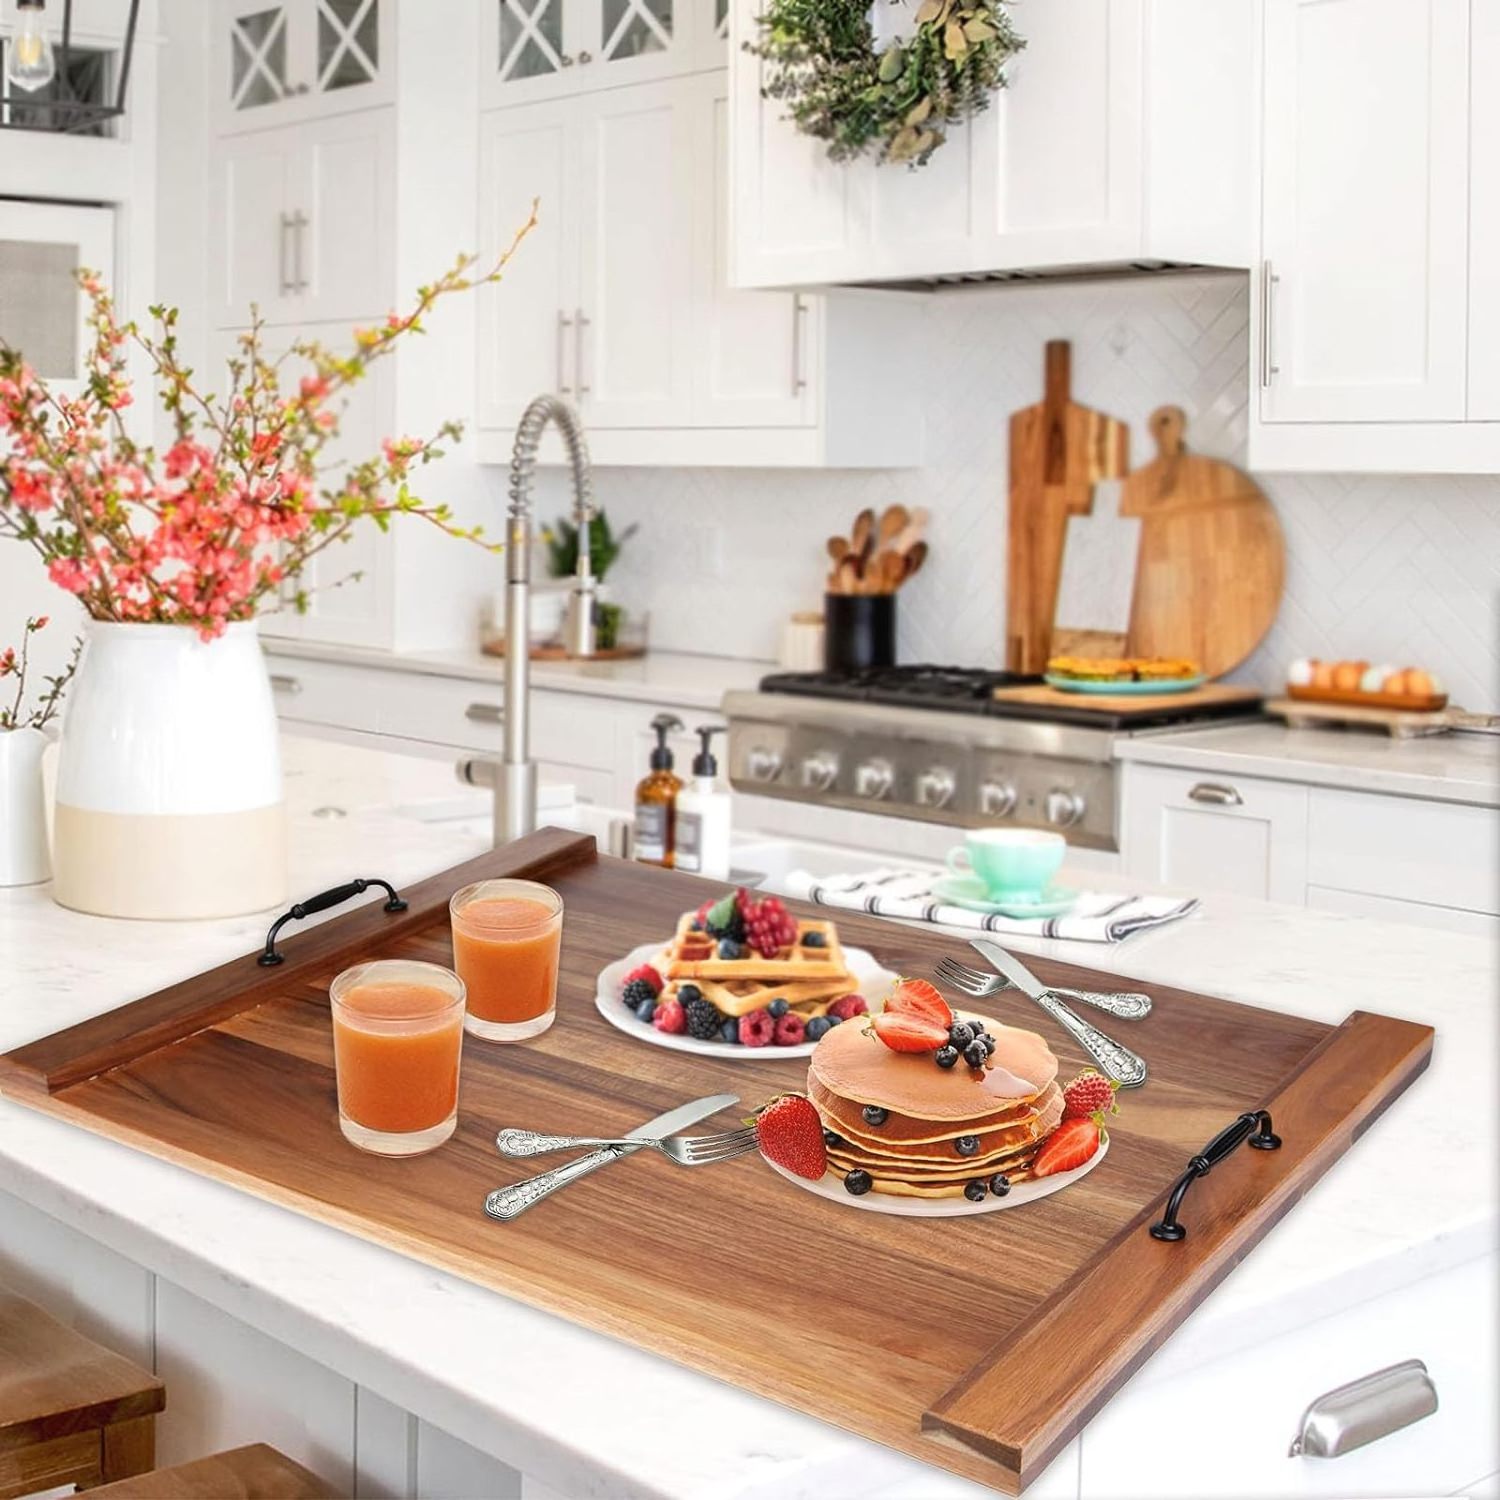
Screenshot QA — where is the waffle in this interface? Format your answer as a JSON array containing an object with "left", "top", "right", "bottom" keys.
[
  {"left": 666, "top": 974, "right": 854, "bottom": 1019},
  {"left": 657, "top": 914, "right": 850, "bottom": 984}
]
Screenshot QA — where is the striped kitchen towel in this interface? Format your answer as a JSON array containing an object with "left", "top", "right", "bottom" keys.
[{"left": 783, "top": 868, "right": 1198, "bottom": 943}]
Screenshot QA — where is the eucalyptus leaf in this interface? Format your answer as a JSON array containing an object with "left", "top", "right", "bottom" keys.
[
  {"left": 877, "top": 43, "right": 905, "bottom": 82},
  {"left": 905, "top": 94, "right": 934, "bottom": 126},
  {"left": 943, "top": 19, "right": 967, "bottom": 60}
]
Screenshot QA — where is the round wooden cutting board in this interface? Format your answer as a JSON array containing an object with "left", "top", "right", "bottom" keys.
[{"left": 1120, "top": 406, "right": 1285, "bottom": 678}]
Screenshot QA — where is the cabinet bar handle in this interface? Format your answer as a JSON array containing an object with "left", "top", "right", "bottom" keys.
[
  {"left": 278, "top": 212, "right": 292, "bottom": 294},
  {"left": 466, "top": 702, "right": 504, "bottom": 724},
  {"left": 555, "top": 309, "right": 573, "bottom": 393},
  {"left": 575, "top": 308, "right": 590, "bottom": 396},
  {"left": 292, "top": 211, "right": 309, "bottom": 293},
  {"left": 1260, "top": 259, "right": 1280, "bottom": 387},
  {"left": 269, "top": 673, "right": 302, "bottom": 694},
  {"left": 1188, "top": 781, "right": 1243, "bottom": 806},
  {"left": 791, "top": 294, "right": 808, "bottom": 395}
]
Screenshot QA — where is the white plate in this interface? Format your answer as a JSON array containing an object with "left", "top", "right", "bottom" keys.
[
  {"left": 929, "top": 875, "right": 1079, "bottom": 919},
  {"left": 765, "top": 1131, "right": 1109, "bottom": 1216},
  {"left": 594, "top": 941, "right": 898, "bottom": 1060}
]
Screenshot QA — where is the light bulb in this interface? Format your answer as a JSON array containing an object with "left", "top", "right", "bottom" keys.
[{"left": 6, "top": 1, "right": 56, "bottom": 93}]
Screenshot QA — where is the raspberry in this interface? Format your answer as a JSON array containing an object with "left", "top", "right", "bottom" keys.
[
  {"left": 739, "top": 890, "right": 799, "bottom": 957},
  {"left": 623, "top": 964, "right": 663, "bottom": 996},
  {"left": 738, "top": 1009, "right": 775, "bottom": 1047},
  {"left": 773, "top": 1012, "right": 807, "bottom": 1046},
  {"left": 828, "top": 994, "right": 867, "bottom": 1021},
  {"left": 651, "top": 1000, "right": 686, "bottom": 1035}
]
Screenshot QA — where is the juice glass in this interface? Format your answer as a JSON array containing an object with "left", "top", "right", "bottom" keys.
[
  {"left": 330, "top": 959, "right": 466, "bottom": 1156},
  {"left": 449, "top": 878, "right": 563, "bottom": 1041}
]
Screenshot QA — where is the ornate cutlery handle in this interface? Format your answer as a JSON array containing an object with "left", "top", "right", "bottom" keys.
[
  {"left": 484, "top": 1147, "right": 623, "bottom": 1220},
  {"left": 1050, "top": 986, "right": 1152, "bottom": 1020},
  {"left": 495, "top": 1128, "right": 624, "bottom": 1158},
  {"left": 1034, "top": 992, "right": 1148, "bottom": 1088}
]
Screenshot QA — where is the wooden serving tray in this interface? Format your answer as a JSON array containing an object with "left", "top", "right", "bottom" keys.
[
  {"left": 1269, "top": 696, "right": 1456, "bottom": 740},
  {"left": 1286, "top": 683, "right": 1449, "bottom": 713},
  {"left": 0, "top": 832, "right": 1432, "bottom": 1494},
  {"left": 991, "top": 681, "right": 1261, "bottom": 716}
]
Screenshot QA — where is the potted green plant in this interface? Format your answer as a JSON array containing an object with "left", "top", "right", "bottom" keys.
[{"left": 544, "top": 508, "right": 638, "bottom": 650}]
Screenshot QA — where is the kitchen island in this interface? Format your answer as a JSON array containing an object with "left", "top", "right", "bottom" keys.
[{"left": 1, "top": 737, "right": 1494, "bottom": 1500}]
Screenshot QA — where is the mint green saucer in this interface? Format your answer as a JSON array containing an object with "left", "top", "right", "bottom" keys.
[{"left": 931, "top": 874, "right": 1078, "bottom": 919}]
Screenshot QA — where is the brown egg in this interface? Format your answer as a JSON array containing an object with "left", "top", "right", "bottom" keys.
[
  {"left": 1332, "top": 660, "right": 1366, "bottom": 692},
  {"left": 1404, "top": 668, "right": 1434, "bottom": 697},
  {"left": 1383, "top": 669, "right": 1410, "bottom": 696},
  {"left": 1311, "top": 660, "right": 1336, "bottom": 690}
]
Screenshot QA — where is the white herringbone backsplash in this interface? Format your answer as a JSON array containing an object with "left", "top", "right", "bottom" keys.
[{"left": 539, "top": 272, "right": 1499, "bottom": 711}]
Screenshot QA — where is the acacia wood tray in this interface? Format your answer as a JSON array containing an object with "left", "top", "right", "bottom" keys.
[{"left": 0, "top": 831, "right": 1433, "bottom": 1493}]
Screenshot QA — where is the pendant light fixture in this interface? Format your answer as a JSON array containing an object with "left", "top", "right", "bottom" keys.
[
  {"left": 6, "top": 0, "right": 57, "bottom": 92},
  {"left": 1, "top": 0, "right": 141, "bottom": 131}
]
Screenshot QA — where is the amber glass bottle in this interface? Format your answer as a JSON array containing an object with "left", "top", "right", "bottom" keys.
[{"left": 633, "top": 714, "right": 684, "bottom": 868}]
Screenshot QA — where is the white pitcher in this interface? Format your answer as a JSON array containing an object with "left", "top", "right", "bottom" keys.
[{"left": 0, "top": 726, "right": 52, "bottom": 887}]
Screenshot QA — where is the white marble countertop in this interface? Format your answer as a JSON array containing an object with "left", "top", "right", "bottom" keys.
[
  {"left": 1115, "top": 720, "right": 1499, "bottom": 806},
  {"left": 260, "top": 636, "right": 774, "bottom": 713},
  {"left": 1, "top": 736, "right": 1494, "bottom": 1500}
]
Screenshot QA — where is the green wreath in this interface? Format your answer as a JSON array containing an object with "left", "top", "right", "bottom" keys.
[{"left": 749, "top": 0, "right": 1024, "bottom": 167}]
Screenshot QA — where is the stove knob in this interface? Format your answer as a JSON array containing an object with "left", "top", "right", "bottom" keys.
[
  {"left": 746, "top": 746, "right": 783, "bottom": 782},
  {"left": 1045, "top": 788, "right": 1086, "bottom": 828},
  {"left": 915, "top": 767, "right": 956, "bottom": 809},
  {"left": 980, "top": 780, "right": 1018, "bottom": 818},
  {"left": 800, "top": 751, "right": 839, "bottom": 792},
  {"left": 854, "top": 758, "right": 894, "bottom": 800}
]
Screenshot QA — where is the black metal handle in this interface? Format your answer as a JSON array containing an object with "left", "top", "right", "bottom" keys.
[
  {"left": 1149, "top": 1109, "right": 1282, "bottom": 1242},
  {"left": 257, "top": 878, "right": 408, "bottom": 967}
]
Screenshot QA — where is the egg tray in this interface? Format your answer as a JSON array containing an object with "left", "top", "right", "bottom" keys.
[{"left": 1285, "top": 683, "right": 1449, "bottom": 713}]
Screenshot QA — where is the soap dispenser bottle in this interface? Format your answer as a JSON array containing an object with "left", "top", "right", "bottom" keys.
[
  {"left": 675, "top": 725, "right": 732, "bottom": 880},
  {"left": 634, "top": 713, "right": 684, "bottom": 867}
]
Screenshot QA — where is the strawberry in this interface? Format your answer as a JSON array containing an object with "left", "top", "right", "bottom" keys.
[
  {"left": 651, "top": 999, "right": 686, "bottom": 1035},
  {"left": 623, "top": 963, "right": 664, "bottom": 996},
  {"left": 1032, "top": 1117, "right": 1103, "bottom": 1177},
  {"left": 773, "top": 1011, "right": 807, "bottom": 1046},
  {"left": 1061, "top": 1069, "right": 1118, "bottom": 1121},
  {"left": 754, "top": 1093, "right": 828, "bottom": 1180},
  {"left": 827, "top": 994, "right": 867, "bottom": 1021},
  {"left": 883, "top": 977, "right": 953, "bottom": 1031},
  {"left": 871, "top": 1011, "right": 948, "bottom": 1053}
]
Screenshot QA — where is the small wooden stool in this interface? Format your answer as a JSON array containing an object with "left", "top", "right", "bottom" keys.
[
  {"left": 86, "top": 1443, "right": 337, "bottom": 1498},
  {"left": 0, "top": 1287, "right": 165, "bottom": 1497}
]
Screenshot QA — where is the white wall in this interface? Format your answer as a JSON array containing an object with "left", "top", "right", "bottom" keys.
[{"left": 533, "top": 273, "right": 1498, "bottom": 711}]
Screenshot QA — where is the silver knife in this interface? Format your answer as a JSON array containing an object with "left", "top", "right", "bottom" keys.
[
  {"left": 483, "top": 1092, "right": 739, "bottom": 1221},
  {"left": 970, "top": 939, "right": 1148, "bottom": 1088}
]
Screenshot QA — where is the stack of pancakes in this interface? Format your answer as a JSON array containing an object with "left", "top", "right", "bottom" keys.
[
  {"left": 655, "top": 914, "right": 856, "bottom": 1019},
  {"left": 808, "top": 1016, "right": 1063, "bottom": 1198}
]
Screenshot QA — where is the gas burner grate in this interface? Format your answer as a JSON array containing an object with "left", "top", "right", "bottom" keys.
[{"left": 759, "top": 664, "right": 1040, "bottom": 715}]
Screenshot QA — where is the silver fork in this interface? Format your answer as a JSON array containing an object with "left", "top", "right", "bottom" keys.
[
  {"left": 496, "top": 1125, "right": 758, "bottom": 1164},
  {"left": 935, "top": 956, "right": 1148, "bottom": 1088},
  {"left": 924, "top": 963, "right": 1153, "bottom": 1020}
]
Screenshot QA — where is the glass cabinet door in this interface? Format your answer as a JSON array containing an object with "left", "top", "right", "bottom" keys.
[
  {"left": 486, "top": 0, "right": 576, "bottom": 102},
  {"left": 314, "top": 0, "right": 381, "bottom": 94},
  {"left": 226, "top": 2, "right": 296, "bottom": 114}
]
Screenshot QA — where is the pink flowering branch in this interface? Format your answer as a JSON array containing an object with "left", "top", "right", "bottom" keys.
[
  {"left": 0, "top": 204, "right": 538, "bottom": 640},
  {"left": 0, "top": 616, "right": 82, "bottom": 732}
]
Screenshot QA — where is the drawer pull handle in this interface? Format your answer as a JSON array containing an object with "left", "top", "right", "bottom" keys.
[
  {"left": 269, "top": 674, "right": 302, "bottom": 694},
  {"left": 466, "top": 702, "right": 504, "bottom": 725},
  {"left": 1188, "top": 781, "right": 1242, "bottom": 806},
  {"left": 258, "top": 877, "right": 408, "bottom": 967},
  {"left": 1289, "top": 1359, "right": 1438, "bottom": 1459},
  {"left": 1149, "top": 1109, "right": 1281, "bottom": 1242}
]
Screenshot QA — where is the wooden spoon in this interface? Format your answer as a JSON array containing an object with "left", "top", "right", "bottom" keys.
[
  {"left": 836, "top": 554, "right": 862, "bottom": 594},
  {"left": 902, "top": 540, "right": 928, "bottom": 582},
  {"left": 877, "top": 504, "right": 909, "bottom": 549},
  {"left": 877, "top": 550, "right": 905, "bottom": 592},
  {"left": 850, "top": 508, "right": 875, "bottom": 563},
  {"left": 827, "top": 535, "right": 849, "bottom": 565}
]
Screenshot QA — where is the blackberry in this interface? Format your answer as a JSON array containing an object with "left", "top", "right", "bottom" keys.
[
  {"left": 683, "top": 996, "right": 723, "bottom": 1041},
  {"left": 622, "top": 977, "right": 657, "bottom": 1009}
]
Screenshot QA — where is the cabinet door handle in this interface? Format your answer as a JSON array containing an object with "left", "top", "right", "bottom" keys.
[
  {"left": 292, "top": 211, "right": 309, "bottom": 293},
  {"left": 1259, "top": 259, "right": 1280, "bottom": 387},
  {"left": 278, "top": 213, "right": 293, "bottom": 294},
  {"left": 1289, "top": 1359, "right": 1438, "bottom": 1459},
  {"left": 555, "top": 309, "right": 573, "bottom": 393},
  {"left": 466, "top": 702, "right": 505, "bottom": 724},
  {"left": 578, "top": 49, "right": 592, "bottom": 64},
  {"left": 575, "top": 308, "right": 590, "bottom": 396},
  {"left": 269, "top": 673, "right": 302, "bottom": 695},
  {"left": 1188, "top": 781, "right": 1243, "bottom": 807},
  {"left": 791, "top": 294, "right": 808, "bottom": 395}
]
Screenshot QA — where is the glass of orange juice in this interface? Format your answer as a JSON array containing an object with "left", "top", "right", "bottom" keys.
[
  {"left": 329, "top": 959, "right": 466, "bottom": 1156},
  {"left": 449, "top": 878, "right": 563, "bottom": 1041}
]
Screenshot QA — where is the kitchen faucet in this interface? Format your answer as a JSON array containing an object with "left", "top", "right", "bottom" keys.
[{"left": 461, "top": 394, "right": 598, "bottom": 845}]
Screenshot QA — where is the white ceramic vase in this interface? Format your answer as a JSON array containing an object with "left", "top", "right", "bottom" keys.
[
  {"left": 0, "top": 726, "right": 52, "bottom": 887},
  {"left": 51, "top": 621, "right": 287, "bottom": 919}
]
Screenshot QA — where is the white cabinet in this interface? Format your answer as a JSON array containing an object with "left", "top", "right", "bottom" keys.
[
  {"left": 728, "top": 0, "right": 1252, "bottom": 290},
  {"left": 1257, "top": 0, "right": 1468, "bottom": 424},
  {"left": 210, "top": 110, "right": 394, "bottom": 328},
  {"left": 1469, "top": 0, "right": 1500, "bottom": 420},
  {"left": 213, "top": 0, "right": 393, "bottom": 133}
]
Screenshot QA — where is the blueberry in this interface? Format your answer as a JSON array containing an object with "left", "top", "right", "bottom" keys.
[
  {"left": 634, "top": 998, "right": 658, "bottom": 1024},
  {"left": 690, "top": 918, "right": 704, "bottom": 931},
  {"left": 861, "top": 1105, "right": 889, "bottom": 1127},
  {"left": 955, "top": 1135, "right": 980, "bottom": 1157},
  {"left": 948, "top": 1022, "right": 975, "bottom": 1049},
  {"left": 989, "top": 1173, "right": 1011, "bottom": 1197},
  {"left": 823, "top": 1013, "right": 843, "bottom": 1027},
  {"left": 767, "top": 998, "right": 790, "bottom": 1019},
  {"left": 934, "top": 1046, "right": 959, "bottom": 1069},
  {"left": 805, "top": 1015, "right": 832, "bottom": 1041},
  {"left": 970, "top": 1018, "right": 988, "bottom": 1034},
  {"left": 678, "top": 982, "right": 702, "bottom": 1004},
  {"left": 719, "top": 1018, "right": 741, "bottom": 1044},
  {"left": 823, "top": 1128, "right": 845, "bottom": 1148},
  {"left": 717, "top": 938, "right": 742, "bottom": 959},
  {"left": 964, "top": 1040, "right": 988, "bottom": 1068},
  {"left": 803, "top": 932, "right": 827, "bottom": 947},
  {"left": 843, "top": 1169, "right": 873, "bottom": 1196},
  {"left": 981, "top": 1034, "right": 996, "bottom": 1056},
  {"left": 963, "top": 1180, "right": 988, "bottom": 1203}
]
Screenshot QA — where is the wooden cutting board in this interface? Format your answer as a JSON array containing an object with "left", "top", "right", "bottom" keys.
[
  {"left": 1006, "top": 342, "right": 1130, "bottom": 674},
  {"left": 1120, "top": 407, "right": 1285, "bottom": 677},
  {"left": 0, "top": 832, "right": 1432, "bottom": 1495},
  {"left": 991, "top": 681, "right": 1261, "bottom": 718}
]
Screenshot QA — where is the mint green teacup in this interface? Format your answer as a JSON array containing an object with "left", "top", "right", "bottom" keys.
[{"left": 946, "top": 829, "right": 1065, "bottom": 899}]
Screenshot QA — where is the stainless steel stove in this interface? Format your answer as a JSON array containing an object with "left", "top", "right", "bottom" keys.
[{"left": 723, "top": 665, "right": 1258, "bottom": 852}]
